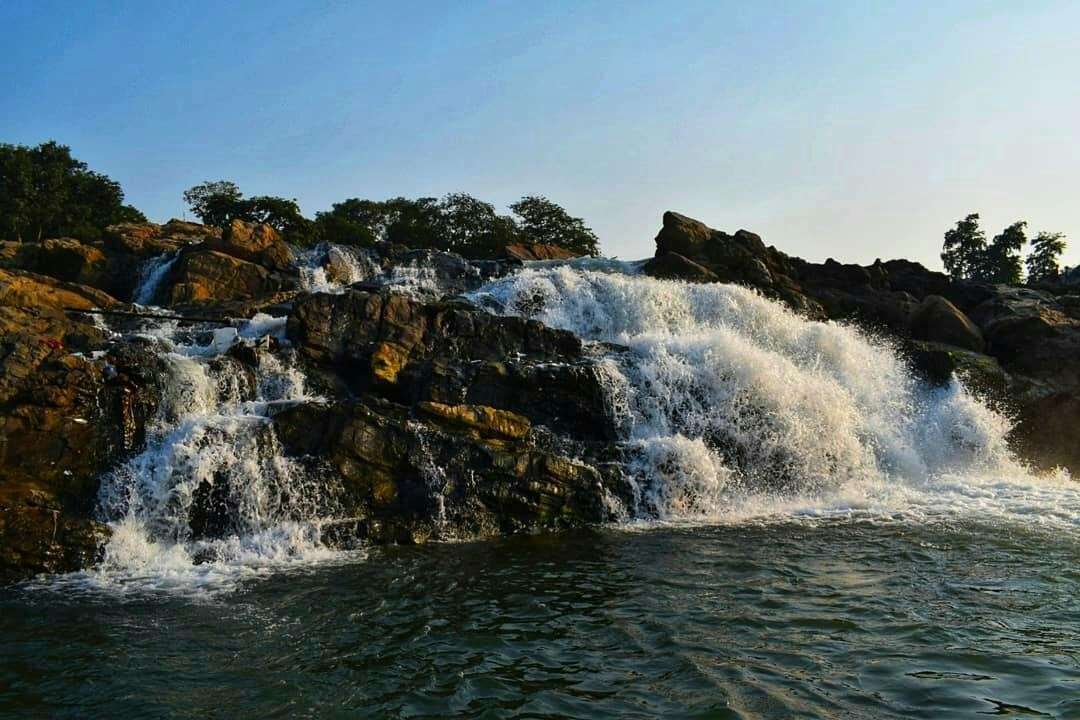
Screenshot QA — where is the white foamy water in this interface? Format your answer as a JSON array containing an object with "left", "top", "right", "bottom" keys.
[
  {"left": 76, "top": 312, "right": 351, "bottom": 596},
  {"left": 471, "top": 260, "right": 1080, "bottom": 533},
  {"left": 296, "top": 243, "right": 380, "bottom": 293},
  {"left": 132, "top": 252, "right": 179, "bottom": 305}
]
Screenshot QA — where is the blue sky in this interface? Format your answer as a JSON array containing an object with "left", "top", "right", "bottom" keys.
[{"left": 4, "top": 1, "right": 1078, "bottom": 267}]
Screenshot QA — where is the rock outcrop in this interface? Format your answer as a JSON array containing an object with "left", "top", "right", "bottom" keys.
[{"left": 0, "top": 285, "right": 160, "bottom": 582}]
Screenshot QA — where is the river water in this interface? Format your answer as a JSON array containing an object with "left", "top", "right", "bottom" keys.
[
  {"left": 3, "top": 519, "right": 1078, "bottom": 718},
  {"left": 2, "top": 254, "right": 1078, "bottom": 717}
]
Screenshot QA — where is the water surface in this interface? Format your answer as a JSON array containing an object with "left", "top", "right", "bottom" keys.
[{"left": 3, "top": 519, "right": 1077, "bottom": 718}]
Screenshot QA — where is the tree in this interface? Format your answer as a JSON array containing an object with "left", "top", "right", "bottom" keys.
[
  {"left": 182, "top": 180, "right": 243, "bottom": 227},
  {"left": 435, "top": 193, "right": 520, "bottom": 258},
  {"left": 314, "top": 198, "right": 389, "bottom": 246},
  {"left": 241, "top": 195, "right": 315, "bottom": 243},
  {"left": 941, "top": 213, "right": 987, "bottom": 281},
  {"left": 510, "top": 196, "right": 599, "bottom": 256},
  {"left": 981, "top": 221, "right": 1027, "bottom": 284},
  {"left": 1026, "top": 231, "right": 1067, "bottom": 283},
  {"left": 0, "top": 141, "right": 143, "bottom": 242}
]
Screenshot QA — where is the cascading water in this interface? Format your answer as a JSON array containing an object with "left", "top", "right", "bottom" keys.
[
  {"left": 132, "top": 251, "right": 179, "bottom": 305},
  {"left": 85, "top": 309, "right": 345, "bottom": 593},
  {"left": 63, "top": 251, "right": 1080, "bottom": 595},
  {"left": 296, "top": 243, "right": 380, "bottom": 293},
  {"left": 469, "top": 260, "right": 1079, "bottom": 528}
]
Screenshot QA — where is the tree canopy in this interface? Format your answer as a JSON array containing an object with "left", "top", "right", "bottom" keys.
[
  {"left": 982, "top": 221, "right": 1027, "bottom": 285},
  {"left": 307, "top": 192, "right": 601, "bottom": 258},
  {"left": 1026, "top": 231, "right": 1067, "bottom": 283},
  {"left": 941, "top": 213, "right": 987, "bottom": 281},
  {"left": 0, "top": 141, "right": 144, "bottom": 242},
  {"left": 183, "top": 180, "right": 314, "bottom": 243},
  {"left": 941, "top": 214, "right": 1066, "bottom": 286}
]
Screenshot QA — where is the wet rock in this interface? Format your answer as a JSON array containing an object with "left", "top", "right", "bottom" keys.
[
  {"left": 0, "top": 301, "right": 162, "bottom": 581},
  {"left": 272, "top": 398, "right": 616, "bottom": 543}
]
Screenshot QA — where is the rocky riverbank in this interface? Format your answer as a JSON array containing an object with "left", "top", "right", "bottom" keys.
[{"left": 1, "top": 213, "right": 1077, "bottom": 582}]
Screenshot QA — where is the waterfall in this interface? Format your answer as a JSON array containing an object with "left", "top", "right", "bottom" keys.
[
  {"left": 90, "top": 312, "right": 344, "bottom": 592},
  {"left": 470, "top": 260, "right": 1077, "bottom": 525},
  {"left": 132, "top": 252, "right": 179, "bottom": 305},
  {"left": 296, "top": 243, "right": 380, "bottom": 293}
]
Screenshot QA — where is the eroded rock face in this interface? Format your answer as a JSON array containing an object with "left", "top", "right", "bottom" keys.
[
  {"left": 150, "top": 221, "right": 300, "bottom": 307},
  {"left": 273, "top": 398, "right": 617, "bottom": 544},
  {"left": 0, "top": 299, "right": 161, "bottom": 582},
  {"left": 206, "top": 220, "right": 294, "bottom": 272},
  {"left": 163, "top": 249, "right": 295, "bottom": 305}
]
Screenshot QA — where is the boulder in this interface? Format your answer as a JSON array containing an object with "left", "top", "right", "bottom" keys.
[
  {"left": 162, "top": 250, "right": 295, "bottom": 306},
  {"left": 272, "top": 398, "right": 618, "bottom": 543},
  {"left": 654, "top": 211, "right": 713, "bottom": 257},
  {"left": 642, "top": 252, "right": 719, "bottom": 283},
  {"left": 908, "top": 295, "right": 984, "bottom": 352},
  {"left": 503, "top": 243, "right": 578, "bottom": 262},
  {"left": 206, "top": 220, "right": 293, "bottom": 271}
]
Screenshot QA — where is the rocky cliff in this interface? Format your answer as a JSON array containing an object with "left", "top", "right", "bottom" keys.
[{"left": 1, "top": 213, "right": 1076, "bottom": 582}]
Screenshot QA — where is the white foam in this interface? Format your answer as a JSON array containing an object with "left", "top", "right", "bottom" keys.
[{"left": 472, "top": 264, "right": 1080, "bottom": 535}]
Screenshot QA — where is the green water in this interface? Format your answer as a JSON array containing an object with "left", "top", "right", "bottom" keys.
[{"left": 2, "top": 520, "right": 1078, "bottom": 719}]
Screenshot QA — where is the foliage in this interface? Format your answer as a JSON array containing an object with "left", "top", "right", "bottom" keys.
[
  {"left": 182, "top": 181, "right": 243, "bottom": 227},
  {"left": 510, "top": 195, "right": 600, "bottom": 257},
  {"left": 187, "top": 182, "right": 602, "bottom": 256},
  {"left": 183, "top": 181, "right": 314, "bottom": 244},
  {"left": 313, "top": 193, "right": 600, "bottom": 258},
  {"left": 980, "top": 221, "right": 1027, "bottom": 284},
  {"left": 0, "top": 141, "right": 144, "bottom": 242},
  {"left": 941, "top": 213, "right": 987, "bottom": 281},
  {"left": 1026, "top": 231, "right": 1067, "bottom": 283}
]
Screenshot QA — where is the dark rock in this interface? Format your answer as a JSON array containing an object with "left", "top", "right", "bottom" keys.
[
  {"left": 908, "top": 295, "right": 984, "bottom": 352},
  {"left": 643, "top": 252, "right": 719, "bottom": 283}
]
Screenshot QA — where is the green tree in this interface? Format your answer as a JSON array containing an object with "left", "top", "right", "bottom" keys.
[
  {"left": 435, "top": 193, "right": 520, "bottom": 258},
  {"left": 240, "top": 195, "right": 315, "bottom": 244},
  {"left": 182, "top": 180, "right": 244, "bottom": 227},
  {"left": 941, "top": 213, "right": 987, "bottom": 281},
  {"left": 0, "top": 140, "right": 142, "bottom": 242},
  {"left": 1026, "top": 231, "right": 1067, "bottom": 283},
  {"left": 981, "top": 221, "right": 1027, "bottom": 284},
  {"left": 313, "top": 198, "right": 388, "bottom": 246},
  {"left": 382, "top": 197, "right": 443, "bottom": 249},
  {"left": 510, "top": 196, "right": 599, "bottom": 256}
]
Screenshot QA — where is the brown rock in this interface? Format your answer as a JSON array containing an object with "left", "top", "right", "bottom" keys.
[
  {"left": 503, "top": 243, "right": 578, "bottom": 262},
  {"left": 163, "top": 250, "right": 294, "bottom": 306},
  {"left": 655, "top": 211, "right": 713, "bottom": 257},
  {"left": 417, "top": 401, "right": 531, "bottom": 440},
  {"left": 206, "top": 220, "right": 294, "bottom": 271},
  {"left": 0, "top": 268, "right": 118, "bottom": 311},
  {"left": 908, "top": 295, "right": 984, "bottom": 352}
]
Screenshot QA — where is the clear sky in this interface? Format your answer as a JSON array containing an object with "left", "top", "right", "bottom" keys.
[{"left": 4, "top": 1, "right": 1078, "bottom": 268}]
